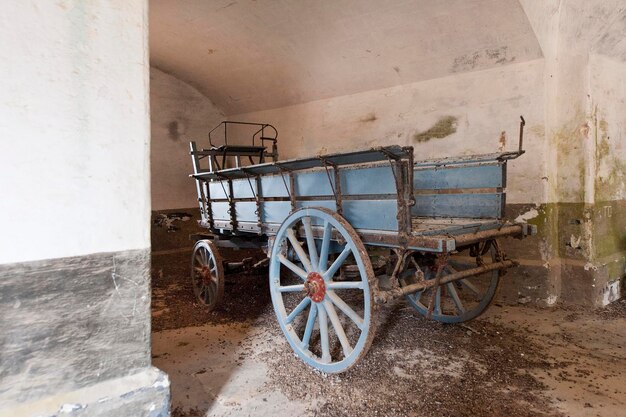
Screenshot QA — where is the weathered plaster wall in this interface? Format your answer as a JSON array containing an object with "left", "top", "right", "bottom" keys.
[
  {"left": 151, "top": 67, "right": 225, "bottom": 210},
  {"left": 0, "top": 1, "right": 151, "bottom": 264},
  {"left": 518, "top": 0, "right": 626, "bottom": 306},
  {"left": 0, "top": 1, "right": 169, "bottom": 415},
  {"left": 229, "top": 59, "right": 547, "bottom": 205}
]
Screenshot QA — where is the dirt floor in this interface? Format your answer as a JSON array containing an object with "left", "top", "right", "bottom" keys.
[{"left": 151, "top": 249, "right": 626, "bottom": 417}]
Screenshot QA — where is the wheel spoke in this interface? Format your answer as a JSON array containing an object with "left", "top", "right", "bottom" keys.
[
  {"left": 277, "top": 284, "right": 305, "bottom": 292},
  {"left": 286, "top": 297, "right": 311, "bottom": 324},
  {"left": 195, "top": 253, "right": 204, "bottom": 266},
  {"left": 460, "top": 278, "right": 480, "bottom": 296},
  {"left": 446, "top": 282, "right": 466, "bottom": 314},
  {"left": 324, "top": 300, "right": 353, "bottom": 357},
  {"left": 302, "top": 216, "right": 319, "bottom": 272},
  {"left": 287, "top": 228, "right": 313, "bottom": 272},
  {"left": 200, "top": 285, "right": 211, "bottom": 303},
  {"left": 323, "top": 246, "right": 352, "bottom": 280},
  {"left": 200, "top": 249, "right": 208, "bottom": 265},
  {"left": 326, "top": 281, "right": 364, "bottom": 290},
  {"left": 301, "top": 303, "right": 318, "bottom": 349},
  {"left": 318, "top": 221, "right": 332, "bottom": 272},
  {"left": 278, "top": 254, "right": 308, "bottom": 280},
  {"left": 317, "top": 304, "right": 331, "bottom": 363},
  {"left": 435, "top": 286, "right": 442, "bottom": 315},
  {"left": 327, "top": 291, "right": 364, "bottom": 329}
]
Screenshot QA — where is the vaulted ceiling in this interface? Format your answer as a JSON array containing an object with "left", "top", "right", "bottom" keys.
[{"left": 150, "top": 0, "right": 542, "bottom": 114}]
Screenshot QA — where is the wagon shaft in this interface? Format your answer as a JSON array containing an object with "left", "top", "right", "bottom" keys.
[{"left": 377, "top": 258, "right": 517, "bottom": 303}]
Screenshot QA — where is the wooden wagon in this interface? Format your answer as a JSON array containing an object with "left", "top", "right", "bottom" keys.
[{"left": 188, "top": 119, "right": 535, "bottom": 373}]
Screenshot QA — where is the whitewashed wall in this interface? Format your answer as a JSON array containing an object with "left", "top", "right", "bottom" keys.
[
  {"left": 150, "top": 67, "right": 224, "bottom": 210},
  {"left": 0, "top": 1, "right": 150, "bottom": 264},
  {"left": 229, "top": 59, "right": 546, "bottom": 205}
]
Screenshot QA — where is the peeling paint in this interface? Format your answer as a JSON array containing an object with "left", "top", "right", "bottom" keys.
[
  {"left": 154, "top": 212, "right": 192, "bottom": 232},
  {"left": 413, "top": 116, "right": 457, "bottom": 143},
  {"left": 515, "top": 208, "right": 539, "bottom": 223},
  {"left": 498, "top": 131, "right": 506, "bottom": 152},
  {"left": 583, "top": 262, "right": 598, "bottom": 271},
  {"left": 602, "top": 280, "right": 621, "bottom": 306},
  {"left": 452, "top": 46, "right": 516, "bottom": 72},
  {"left": 59, "top": 403, "right": 87, "bottom": 413},
  {"left": 546, "top": 294, "right": 558, "bottom": 306}
]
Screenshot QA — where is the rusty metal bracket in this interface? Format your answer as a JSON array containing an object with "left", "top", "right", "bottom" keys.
[
  {"left": 319, "top": 157, "right": 343, "bottom": 216},
  {"left": 275, "top": 163, "right": 296, "bottom": 212},
  {"left": 243, "top": 170, "right": 263, "bottom": 234},
  {"left": 426, "top": 253, "right": 449, "bottom": 318}
]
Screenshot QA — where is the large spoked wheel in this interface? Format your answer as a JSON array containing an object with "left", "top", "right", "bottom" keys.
[
  {"left": 191, "top": 239, "right": 224, "bottom": 310},
  {"left": 269, "top": 207, "right": 377, "bottom": 373},
  {"left": 401, "top": 240, "right": 501, "bottom": 324}
]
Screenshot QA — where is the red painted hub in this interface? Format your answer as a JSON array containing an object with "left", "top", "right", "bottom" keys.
[
  {"left": 304, "top": 272, "right": 326, "bottom": 302},
  {"left": 200, "top": 265, "right": 212, "bottom": 285}
]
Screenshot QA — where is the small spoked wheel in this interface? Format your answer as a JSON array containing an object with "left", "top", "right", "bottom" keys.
[
  {"left": 191, "top": 239, "right": 224, "bottom": 310},
  {"left": 269, "top": 207, "right": 377, "bottom": 373},
  {"left": 402, "top": 240, "right": 501, "bottom": 324}
]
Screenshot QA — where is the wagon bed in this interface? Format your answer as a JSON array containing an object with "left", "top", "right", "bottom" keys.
[{"left": 188, "top": 119, "right": 535, "bottom": 373}]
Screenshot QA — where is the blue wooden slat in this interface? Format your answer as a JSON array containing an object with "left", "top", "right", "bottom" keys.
[
  {"left": 208, "top": 181, "right": 229, "bottom": 199},
  {"left": 413, "top": 163, "right": 503, "bottom": 190},
  {"left": 232, "top": 178, "right": 256, "bottom": 198},
  {"left": 296, "top": 201, "right": 337, "bottom": 225},
  {"left": 341, "top": 166, "right": 397, "bottom": 195},
  {"left": 343, "top": 200, "right": 398, "bottom": 230},
  {"left": 261, "top": 201, "right": 292, "bottom": 224},
  {"left": 260, "top": 175, "right": 290, "bottom": 198},
  {"left": 211, "top": 202, "right": 230, "bottom": 220},
  {"left": 296, "top": 200, "right": 398, "bottom": 230},
  {"left": 412, "top": 193, "right": 503, "bottom": 218},
  {"left": 234, "top": 202, "right": 258, "bottom": 222},
  {"left": 295, "top": 171, "right": 334, "bottom": 197}
]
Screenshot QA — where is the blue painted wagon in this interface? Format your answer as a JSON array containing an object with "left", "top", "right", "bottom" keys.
[{"left": 189, "top": 119, "right": 535, "bottom": 373}]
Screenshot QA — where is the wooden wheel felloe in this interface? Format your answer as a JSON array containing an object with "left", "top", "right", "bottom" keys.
[
  {"left": 191, "top": 239, "right": 224, "bottom": 311},
  {"left": 269, "top": 207, "right": 377, "bottom": 373},
  {"left": 401, "top": 240, "right": 502, "bottom": 324}
]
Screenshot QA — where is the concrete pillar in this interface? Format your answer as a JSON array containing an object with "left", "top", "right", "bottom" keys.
[{"left": 0, "top": 1, "right": 170, "bottom": 415}]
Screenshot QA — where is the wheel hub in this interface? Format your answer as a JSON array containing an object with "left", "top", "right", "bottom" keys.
[
  {"left": 200, "top": 265, "right": 212, "bottom": 285},
  {"left": 304, "top": 272, "right": 326, "bottom": 302}
]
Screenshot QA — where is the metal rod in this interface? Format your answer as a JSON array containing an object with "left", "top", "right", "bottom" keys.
[
  {"left": 398, "top": 259, "right": 516, "bottom": 296},
  {"left": 454, "top": 225, "right": 524, "bottom": 247},
  {"left": 518, "top": 115, "right": 525, "bottom": 154}
]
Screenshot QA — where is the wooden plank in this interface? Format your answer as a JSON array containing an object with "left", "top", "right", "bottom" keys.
[
  {"left": 341, "top": 165, "right": 397, "bottom": 195},
  {"left": 208, "top": 181, "right": 229, "bottom": 200},
  {"left": 411, "top": 193, "right": 503, "bottom": 218},
  {"left": 211, "top": 202, "right": 230, "bottom": 220},
  {"left": 413, "top": 163, "right": 504, "bottom": 190},
  {"left": 294, "top": 170, "right": 334, "bottom": 197},
  {"left": 234, "top": 202, "right": 258, "bottom": 223},
  {"left": 231, "top": 178, "right": 256, "bottom": 199},
  {"left": 261, "top": 201, "right": 292, "bottom": 224},
  {"left": 260, "top": 175, "right": 290, "bottom": 198},
  {"left": 297, "top": 200, "right": 398, "bottom": 230}
]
